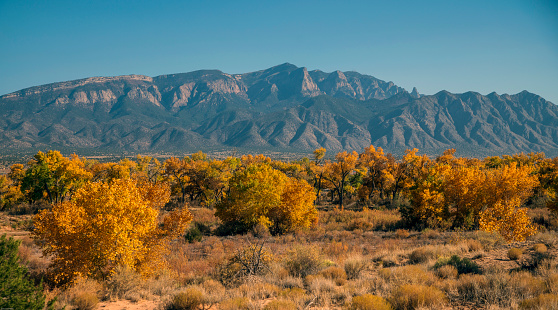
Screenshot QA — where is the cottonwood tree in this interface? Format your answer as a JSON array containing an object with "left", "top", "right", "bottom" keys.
[
  {"left": 21, "top": 150, "right": 91, "bottom": 204},
  {"left": 33, "top": 178, "right": 192, "bottom": 284},
  {"left": 216, "top": 163, "right": 317, "bottom": 235}
]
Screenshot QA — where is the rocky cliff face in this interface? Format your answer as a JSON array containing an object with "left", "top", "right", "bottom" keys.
[{"left": 1, "top": 64, "right": 557, "bottom": 156}]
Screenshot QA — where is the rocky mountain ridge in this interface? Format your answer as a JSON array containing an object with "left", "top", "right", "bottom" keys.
[{"left": 1, "top": 64, "right": 557, "bottom": 157}]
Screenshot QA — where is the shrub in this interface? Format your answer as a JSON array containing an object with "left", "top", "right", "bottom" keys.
[
  {"left": 456, "top": 274, "right": 487, "bottom": 303},
  {"left": 73, "top": 292, "right": 98, "bottom": 310},
  {"left": 379, "top": 265, "right": 435, "bottom": 286},
  {"left": 219, "top": 297, "right": 251, "bottom": 310},
  {"left": 0, "top": 234, "right": 52, "bottom": 310},
  {"left": 166, "top": 288, "right": 204, "bottom": 310},
  {"left": 508, "top": 248, "right": 523, "bottom": 260},
  {"left": 533, "top": 243, "right": 548, "bottom": 254},
  {"left": 201, "top": 279, "right": 225, "bottom": 304},
  {"left": 279, "top": 287, "right": 308, "bottom": 309},
  {"left": 519, "top": 293, "right": 558, "bottom": 309},
  {"left": 395, "top": 229, "right": 410, "bottom": 239},
  {"left": 466, "top": 239, "right": 483, "bottom": 252},
  {"left": 319, "top": 266, "right": 347, "bottom": 286},
  {"left": 344, "top": 255, "right": 368, "bottom": 280},
  {"left": 184, "top": 222, "right": 211, "bottom": 243},
  {"left": 263, "top": 299, "right": 297, "bottom": 310},
  {"left": 238, "top": 282, "right": 280, "bottom": 300},
  {"left": 217, "top": 243, "right": 273, "bottom": 286},
  {"left": 435, "top": 265, "right": 458, "bottom": 279},
  {"left": 104, "top": 265, "right": 143, "bottom": 300},
  {"left": 389, "top": 284, "right": 447, "bottom": 310},
  {"left": 349, "top": 294, "right": 392, "bottom": 310},
  {"left": 434, "top": 255, "right": 481, "bottom": 275},
  {"left": 284, "top": 246, "right": 323, "bottom": 278},
  {"left": 408, "top": 247, "right": 436, "bottom": 264},
  {"left": 57, "top": 276, "right": 102, "bottom": 310},
  {"left": 510, "top": 271, "right": 546, "bottom": 298}
]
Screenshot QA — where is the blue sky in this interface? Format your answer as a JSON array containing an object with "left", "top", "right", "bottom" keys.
[{"left": 1, "top": 0, "right": 557, "bottom": 103}]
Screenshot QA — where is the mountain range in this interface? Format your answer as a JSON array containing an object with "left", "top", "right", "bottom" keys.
[{"left": 1, "top": 63, "right": 557, "bottom": 157}]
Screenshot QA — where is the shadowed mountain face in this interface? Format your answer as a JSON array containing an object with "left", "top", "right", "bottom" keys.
[{"left": 1, "top": 64, "right": 557, "bottom": 157}]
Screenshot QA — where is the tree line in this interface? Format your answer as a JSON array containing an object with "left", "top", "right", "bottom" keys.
[{"left": 1, "top": 147, "right": 558, "bottom": 284}]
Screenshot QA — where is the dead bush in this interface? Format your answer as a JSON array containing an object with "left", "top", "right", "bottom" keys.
[
  {"left": 201, "top": 279, "right": 225, "bottom": 305},
  {"left": 344, "top": 255, "right": 368, "bottom": 280},
  {"left": 217, "top": 242, "right": 272, "bottom": 286}
]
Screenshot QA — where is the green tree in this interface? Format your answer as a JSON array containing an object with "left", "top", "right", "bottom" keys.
[
  {"left": 0, "top": 234, "right": 53, "bottom": 309},
  {"left": 21, "top": 150, "right": 91, "bottom": 204}
]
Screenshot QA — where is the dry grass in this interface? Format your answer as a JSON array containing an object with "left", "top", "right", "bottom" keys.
[{"left": 3, "top": 205, "right": 557, "bottom": 310}]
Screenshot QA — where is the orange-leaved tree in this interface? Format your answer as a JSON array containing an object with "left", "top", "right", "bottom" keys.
[
  {"left": 33, "top": 178, "right": 192, "bottom": 284},
  {"left": 323, "top": 151, "right": 358, "bottom": 209}
]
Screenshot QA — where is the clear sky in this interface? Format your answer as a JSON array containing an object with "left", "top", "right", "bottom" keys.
[{"left": 1, "top": 0, "right": 557, "bottom": 103}]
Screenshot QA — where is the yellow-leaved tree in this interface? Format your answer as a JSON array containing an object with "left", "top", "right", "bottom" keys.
[
  {"left": 478, "top": 163, "right": 538, "bottom": 241},
  {"left": 33, "top": 178, "right": 192, "bottom": 284},
  {"left": 215, "top": 163, "right": 317, "bottom": 235}
]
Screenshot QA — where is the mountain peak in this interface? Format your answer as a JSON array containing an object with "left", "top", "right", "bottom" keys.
[{"left": 410, "top": 87, "right": 420, "bottom": 98}]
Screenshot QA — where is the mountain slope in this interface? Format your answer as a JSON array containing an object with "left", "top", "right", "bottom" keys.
[{"left": 1, "top": 64, "right": 557, "bottom": 157}]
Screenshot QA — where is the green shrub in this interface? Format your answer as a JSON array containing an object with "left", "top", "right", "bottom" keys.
[
  {"left": 166, "top": 288, "right": 204, "bottom": 310},
  {"left": 507, "top": 248, "right": 523, "bottom": 260},
  {"left": 184, "top": 222, "right": 211, "bottom": 243},
  {"left": 0, "top": 234, "right": 52, "bottom": 310},
  {"left": 434, "top": 255, "right": 481, "bottom": 275},
  {"left": 389, "top": 284, "right": 447, "bottom": 310},
  {"left": 263, "top": 299, "right": 297, "bottom": 310},
  {"left": 349, "top": 294, "right": 392, "bottom": 310}
]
